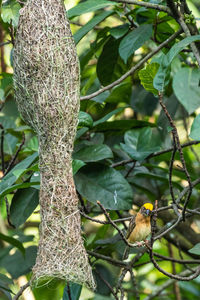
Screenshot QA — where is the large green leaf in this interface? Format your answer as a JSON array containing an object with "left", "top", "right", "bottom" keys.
[
  {"left": 78, "top": 111, "right": 93, "bottom": 128},
  {"left": 0, "top": 182, "right": 40, "bottom": 199},
  {"left": 120, "top": 127, "right": 161, "bottom": 161},
  {"left": 179, "top": 282, "right": 200, "bottom": 297},
  {"left": 0, "top": 233, "right": 25, "bottom": 255},
  {"left": 93, "top": 119, "right": 154, "bottom": 132},
  {"left": 119, "top": 24, "right": 152, "bottom": 63},
  {"left": 94, "top": 264, "right": 115, "bottom": 296},
  {"left": 173, "top": 68, "right": 200, "bottom": 114},
  {"left": 10, "top": 188, "right": 39, "bottom": 227},
  {"left": 190, "top": 115, "right": 200, "bottom": 140},
  {"left": 1, "top": 246, "right": 37, "bottom": 279},
  {"left": 68, "top": 0, "right": 116, "bottom": 19},
  {"left": 63, "top": 283, "right": 82, "bottom": 300},
  {"left": 97, "top": 36, "right": 120, "bottom": 86},
  {"left": 0, "top": 152, "right": 38, "bottom": 198},
  {"left": 73, "top": 144, "right": 113, "bottom": 162},
  {"left": 1, "top": 0, "right": 21, "bottom": 27},
  {"left": 110, "top": 24, "right": 129, "bottom": 39},
  {"left": 74, "top": 10, "right": 113, "bottom": 44},
  {"left": 106, "top": 82, "right": 132, "bottom": 103},
  {"left": 153, "top": 35, "right": 200, "bottom": 91},
  {"left": 0, "top": 273, "right": 13, "bottom": 299},
  {"left": 93, "top": 107, "right": 125, "bottom": 126},
  {"left": 72, "top": 160, "right": 86, "bottom": 175},
  {"left": 75, "top": 164, "right": 133, "bottom": 210},
  {"left": 189, "top": 243, "right": 200, "bottom": 255},
  {"left": 138, "top": 63, "right": 159, "bottom": 95}
]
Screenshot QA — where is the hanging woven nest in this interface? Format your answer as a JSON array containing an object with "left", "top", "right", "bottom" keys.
[{"left": 13, "top": 0, "right": 96, "bottom": 290}]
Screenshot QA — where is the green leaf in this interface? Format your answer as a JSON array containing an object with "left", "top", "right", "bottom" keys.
[
  {"left": 1, "top": 246, "right": 37, "bottom": 279},
  {"left": 63, "top": 282, "right": 82, "bottom": 300},
  {"left": 0, "top": 274, "right": 13, "bottom": 285},
  {"left": 179, "top": 282, "right": 200, "bottom": 297},
  {"left": 30, "top": 171, "right": 40, "bottom": 190},
  {"left": 75, "top": 164, "right": 133, "bottom": 210},
  {"left": 93, "top": 119, "right": 154, "bottom": 132},
  {"left": 106, "top": 82, "right": 132, "bottom": 103},
  {"left": 73, "top": 144, "right": 113, "bottom": 162},
  {"left": 0, "top": 233, "right": 25, "bottom": 255},
  {"left": 97, "top": 37, "right": 120, "bottom": 86},
  {"left": 110, "top": 24, "right": 129, "bottom": 39},
  {"left": 0, "top": 287, "right": 12, "bottom": 300},
  {"left": 0, "top": 152, "right": 38, "bottom": 198},
  {"left": 173, "top": 68, "right": 200, "bottom": 114},
  {"left": 0, "top": 273, "right": 13, "bottom": 299},
  {"left": 190, "top": 115, "right": 200, "bottom": 140},
  {"left": 189, "top": 243, "right": 200, "bottom": 255},
  {"left": 138, "top": 63, "right": 160, "bottom": 95},
  {"left": 72, "top": 160, "right": 86, "bottom": 175},
  {"left": 1, "top": 0, "right": 21, "bottom": 27},
  {"left": 93, "top": 107, "right": 125, "bottom": 126},
  {"left": 119, "top": 24, "right": 152, "bottom": 63},
  {"left": 0, "top": 182, "right": 40, "bottom": 199},
  {"left": 68, "top": 0, "right": 116, "bottom": 19},
  {"left": 27, "top": 136, "right": 39, "bottom": 151},
  {"left": 74, "top": 10, "right": 113, "bottom": 44},
  {"left": 78, "top": 111, "right": 93, "bottom": 128},
  {"left": 94, "top": 264, "right": 115, "bottom": 296},
  {"left": 154, "top": 35, "right": 200, "bottom": 91},
  {"left": 120, "top": 127, "right": 161, "bottom": 161},
  {"left": 10, "top": 188, "right": 39, "bottom": 227}
]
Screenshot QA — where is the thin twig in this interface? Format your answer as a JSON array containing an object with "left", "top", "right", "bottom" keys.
[
  {"left": 0, "top": 41, "right": 12, "bottom": 47},
  {"left": 80, "top": 210, "right": 132, "bottom": 224},
  {"left": 4, "top": 133, "right": 25, "bottom": 176},
  {"left": 125, "top": 161, "right": 136, "bottom": 178},
  {"left": 12, "top": 282, "right": 30, "bottom": 300},
  {"left": 80, "top": 29, "right": 182, "bottom": 100},
  {"left": 158, "top": 92, "right": 193, "bottom": 221},
  {"left": 168, "top": 243, "right": 182, "bottom": 300},
  {"left": 97, "top": 201, "right": 129, "bottom": 246},
  {"left": 0, "top": 124, "right": 5, "bottom": 174},
  {"left": 66, "top": 282, "right": 72, "bottom": 300},
  {"left": 111, "top": 140, "right": 200, "bottom": 168},
  {"left": 129, "top": 269, "right": 140, "bottom": 300},
  {"left": 5, "top": 197, "right": 15, "bottom": 228},
  {"left": 110, "top": 0, "right": 171, "bottom": 15},
  {"left": 94, "top": 269, "right": 119, "bottom": 300},
  {"left": 87, "top": 250, "right": 128, "bottom": 268},
  {"left": 168, "top": 136, "right": 177, "bottom": 205}
]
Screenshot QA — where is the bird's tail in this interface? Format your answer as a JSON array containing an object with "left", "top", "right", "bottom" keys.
[{"left": 122, "top": 246, "right": 130, "bottom": 260}]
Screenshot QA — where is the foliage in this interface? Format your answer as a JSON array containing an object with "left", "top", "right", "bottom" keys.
[{"left": 0, "top": 0, "right": 200, "bottom": 299}]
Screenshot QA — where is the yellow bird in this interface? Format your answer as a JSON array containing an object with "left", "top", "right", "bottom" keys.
[{"left": 123, "top": 203, "right": 153, "bottom": 259}]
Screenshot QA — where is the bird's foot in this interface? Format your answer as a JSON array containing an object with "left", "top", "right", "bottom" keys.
[{"left": 135, "top": 241, "right": 145, "bottom": 247}]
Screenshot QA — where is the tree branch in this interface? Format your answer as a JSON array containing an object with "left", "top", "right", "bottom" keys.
[
  {"left": 158, "top": 92, "right": 193, "bottom": 221},
  {"left": 111, "top": 140, "right": 200, "bottom": 168},
  {"left": 12, "top": 282, "right": 30, "bottom": 300},
  {"left": 110, "top": 0, "right": 171, "bottom": 15},
  {"left": 88, "top": 250, "right": 127, "bottom": 268}
]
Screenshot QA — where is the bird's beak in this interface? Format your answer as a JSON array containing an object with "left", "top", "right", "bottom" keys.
[{"left": 145, "top": 209, "right": 151, "bottom": 216}]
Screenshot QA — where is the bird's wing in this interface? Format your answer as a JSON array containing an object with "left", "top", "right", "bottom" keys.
[{"left": 126, "top": 215, "right": 136, "bottom": 239}]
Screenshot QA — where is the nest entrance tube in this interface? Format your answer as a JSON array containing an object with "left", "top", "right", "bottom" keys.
[{"left": 13, "top": 0, "right": 96, "bottom": 290}]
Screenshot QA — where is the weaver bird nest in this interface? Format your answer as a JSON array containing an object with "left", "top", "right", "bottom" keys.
[{"left": 13, "top": 0, "right": 95, "bottom": 290}]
